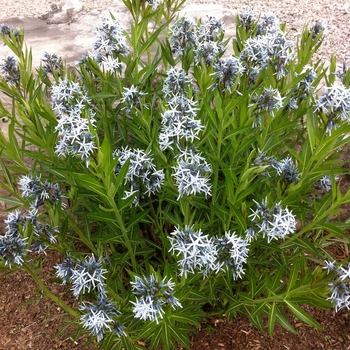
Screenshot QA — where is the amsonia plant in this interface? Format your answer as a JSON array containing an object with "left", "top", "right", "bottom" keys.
[{"left": 0, "top": 1, "right": 350, "bottom": 348}]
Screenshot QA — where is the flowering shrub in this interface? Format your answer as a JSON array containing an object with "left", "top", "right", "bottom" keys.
[{"left": 0, "top": 0, "right": 350, "bottom": 348}]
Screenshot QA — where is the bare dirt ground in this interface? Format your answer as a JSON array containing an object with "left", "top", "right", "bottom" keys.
[
  {"left": 1, "top": 0, "right": 350, "bottom": 349},
  {"left": 1, "top": 0, "right": 350, "bottom": 63}
]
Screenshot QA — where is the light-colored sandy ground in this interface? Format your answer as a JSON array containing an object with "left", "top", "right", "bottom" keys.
[{"left": 0, "top": 0, "right": 349, "bottom": 64}]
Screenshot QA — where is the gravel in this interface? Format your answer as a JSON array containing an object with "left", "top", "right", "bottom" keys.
[{"left": 0, "top": 0, "right": 349, "bottom": 63}]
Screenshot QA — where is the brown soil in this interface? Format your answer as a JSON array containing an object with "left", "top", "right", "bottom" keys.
[{"left": 0, "top": 252, "right": 94, "bottom": 350}]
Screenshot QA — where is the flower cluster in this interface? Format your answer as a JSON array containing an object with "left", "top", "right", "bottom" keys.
[
  {"left": 160, "top": 67, "right": 204, "bottom": 150},
  {"left": 309, "top": 21, "right": 326, "bottom": 39},
  {"left": 256, "top": 12, "right": 280, "bottom": 35},
  {"left": 141, "top": 0, "right": 160, "bottom": 10},
  {"left": 169, "top": 16, "right": 197, "bottom": 56},
  {"left": 210, "top": 57, "right": 245, "bottom": 92},
  {"left": 80, "top": 17, "right": 129, "bottom": 73},
  {"left": 92, "top": 18, "right": 129, "bottom": 55},
  {"left": 162, "top": 66, "right": 194, "bottom": 99},
  {"left": 172, "top": 148, "right": 212, "bottom": 199},
  {"left": 159, "top": 100, "right": 203, "bottom": 151},
  {"left": 253, "top": 150, "right": 280, "bottom": 176},
  {"left": 0, "top": 55, "right": 20, "bottom": 84},
  {"left": 27, "top": 213, "right": 58, "bottom": 246},
  {"left": 238, "top": 7, "right": 256, "bottom": 32},
  {"left": 214, "top": 231, "right": 250, "bottom": 279},
  {"left": 197, "top": 16, "right": 225, "bottom": 43},
  {"left": 40, "top": 52, "right": 63, "bottom": 77},
  {"left": 168, "top": 226, "right": 249, "bottom": 279},
  {"left": 336, "top": 61, "right": 348, "bottom": 81},
  {"left": 287, "top": 67, "right": 317, "bottom": 110},
  {"left": 18, "top": 174, "right": 64, "bottom": 210},
  {"left": 170, "top": 15, "right": 225, "bottom": 66},
  {"left": 238, "top": 8, "right": 280, "bottom": 36},
  {"left": 0, "top": 204, "right": 60, "bottom": 265},
  {"left": 318, "top": 175, "right": 338, "bottom": 192},
  {"left": 80, "top": 294, "right": 125, "bottom": 342},
  {"left": 251, "top": 86, "right": 284, "bottom": 117},
  {"left": 120, "top": 85, "right": 148, "bottom": 113},
  {"left": 130, "top": 273, "right": 182, "bottom": 323},
  {"left": 194, "top": 16, "right": 225, "bottom": 66},
  {"left": 113, "top": 146, "right": 164, "bottom": 204},
  {"left": 56, "top": 254, "right": 124, "bottom": 342},
  {"left": 276, "top": 157, "right": 301, "bottom": 184},
  {"left": 239, "top": 24, "right": 294, "bottom": 82},
  {"left": 159, "top": 63, "right": 212, "bottom": 204},
  {"left": 160, "top": 67, "right": 210, "bottom": 198},
  {"left": 0, "top": 23, "right": 20, "bottom": 39},
  {"left": 320, "top": 176, "right": 332, "bottom": 191},
  {"left": 253, "top": 151, "right": 301, "bottom": 184},
  {"left": 246, "top": 198, "right": 296, "bottom": 243},
  {"left": 324, "top": 261, "right": 350, "bottom": 312},
  {"left": 18, "top": 174, "right": 62, "bottom": 247},
  {"left": 315, "top": 83, "right": 350, "bottom": 134},
  {"left": 168, "top": 226, "right": 216, "bottom": 277},
  {"left": 55, "top": 254, "right": 107, "bottom": 297},
  {"left": 51, "top": 79, "right": 96, "bottom": 166},
  {"left": 0, "top": 211, "right": 28, "bottom": 267}
]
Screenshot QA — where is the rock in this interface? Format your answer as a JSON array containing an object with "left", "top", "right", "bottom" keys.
[
  {"left": 51, "top": 2, "right": 63, "bottom": 13},
  {"left": 39, "top": 1, "right": 63, "bottom": 20},
  {"left": 46, "top": 0, "right": 84, "bottom": 24},
  {"left": 89, "top": 9, "right": 101, "bottom": 16},
  {"left": 63, "top": 0, "right": 83, "bottom": 14}
]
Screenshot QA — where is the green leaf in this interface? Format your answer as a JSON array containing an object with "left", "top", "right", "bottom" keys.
[
  {"left": 89, "top": 92, "right": 117, "bottom": 99},
  {"left": 160, "top": 40, "right": 176, "bottom": 66},
  {"left": 246, "top": 306, "right": 265, "bottom": 333},
  {"left": 139, "top": 19, "right": 172, "bottom": 56},
  {"left": 98, "top": 135, "right": 113, "bottom": 170},
  {"left": 147, "top": 324, "right": 162, "bottom": 350},
  {"left": 114, "top": 158, "right": 130, "bottom": 191},
  {"left": 171, "top": 312, "right": 201, "bottom": 328},
  {"left": 210, "top": 203, "right": 229, "bottom": 224},
  {"left": 275, "top": 306, "right": 297, "bottom": 335},
  {"left": 87, "top": 211, "right": 116, "bottom": 223},
  {"left": 226, "top": 301, "right": 244, "bottom": 316},
  {"left": 281, "top": 238, "right": 320, "bottom": 255},
  {"left": 0, "top": 158, "right": 15, "bottom": 193},
  {"left": 231, "top": 206, "right": 247, "bottom": 232},
  {"left": 285, "top": 301, "right": 323, "bottom": 330},
  {"left": 71, "top": 173, "right": 107, "bottom": 199},
  {"left": 161, "top": 320, "right": 172, "bottom": 350},
  {"left": 251, "top": 302, "right": 267, "bottom": 317},
  {"left": 0, "top": 196, "right": 23, "bottom": 207},
  {"left": 166, "top": 322, "right": 191, "bottom": 349},
  {"left": 287, "top": 258, "right": 300, "bottom": 292},
  {"left": 267, "top": 302, "right": 277, "bottom": 336},
  {"left": 127, "top": 209, "right": 150, "bottom": 229}
]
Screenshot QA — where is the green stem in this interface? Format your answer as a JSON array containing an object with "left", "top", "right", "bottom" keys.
[
  {"left": 67, "top": 215, "right": 98, "bottom": 255},
  {"left": 148, "top": 197, "right": 163, "bottom": 236},
  {"left": 179, "top": 196, "right": 191, "bottom": 225},
  {"left": 22, "top": 262, "right": 80, "bottom": 319},
  {"left": 211, "top": 116, "right": 223, "bottom": 220},
  {"left": 108, "top": 197, "right": 138, "bottom": 270},
  {"left": 145, "top": 25, "right": 152, "bottom": 66}
]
